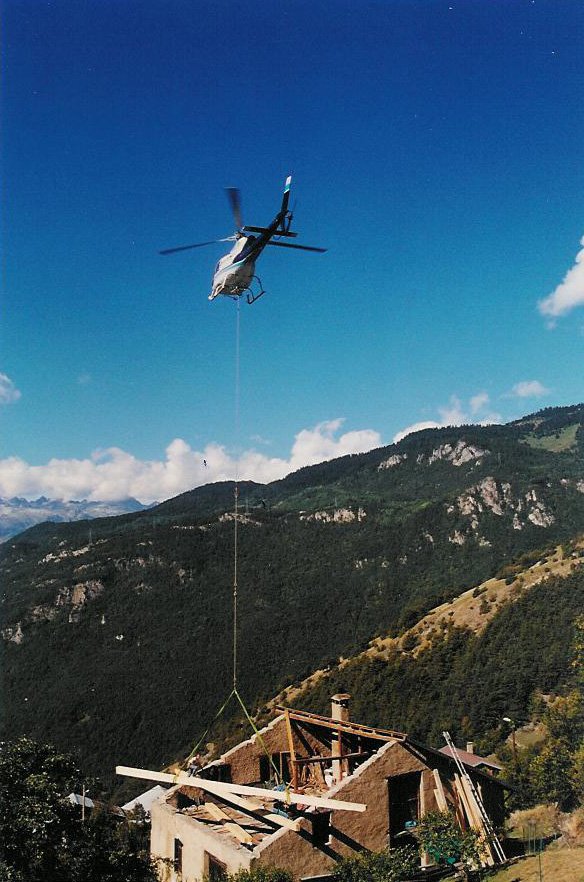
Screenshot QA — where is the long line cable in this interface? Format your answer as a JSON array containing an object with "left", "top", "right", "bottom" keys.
[
  {"left": 184, "top": 297, "right": 283, "bottom": 785},
  {"left": 233, "top": 298, "right": 241, "bottom": 691}
]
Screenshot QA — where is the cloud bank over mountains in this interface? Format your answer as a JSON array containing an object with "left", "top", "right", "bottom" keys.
[
  {"left": 0, "top": 420, "right": 382, "bottom": 505},
  {"left": 392, "top": 393, "right": 503, "bottom": 443},
  {"left": 0, "top": 381, "right": 552, "bottom": 504}
]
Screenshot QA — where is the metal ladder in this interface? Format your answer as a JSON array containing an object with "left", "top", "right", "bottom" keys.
[{"left": 442, "top": 730, "right": 506, "bottom": 863}]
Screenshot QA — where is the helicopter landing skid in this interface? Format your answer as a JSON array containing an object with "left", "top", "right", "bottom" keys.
[
  {"left": 246, "top": 276, "right": 266, "bottom": 305},
  {"left": 225, "top": 276, "right": 266, "bottom": 305}
]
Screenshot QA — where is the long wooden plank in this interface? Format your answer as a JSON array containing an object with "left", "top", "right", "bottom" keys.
[
  {"left": 225, "top": 823, "right": 254, "bottom": 845},
  {"left": 116, "top": 766, "right": 299, "bottom": 831},
  {"left": 432, "top": 769, "right": 448, "bottom": 811},
  {"left": 208, "top": 779, "right": 366, "bottom": 813},
  {"left": 204, "top": 802, "right": 254, "bottom": 845},
  {"left": 116, "top": 765, "right": 366, "bottom": 812},
  {"left": 454, "top": 774, "right": 475, "bottom": 828},
  {"left": 205, "top": 802, "right": 231, "bottom": 821},
  {"left": 459, "top": 776, "right": 495, "bottom": 867},
  {"left": 455, "top": 776, "right": 494, "bottom": 868}
]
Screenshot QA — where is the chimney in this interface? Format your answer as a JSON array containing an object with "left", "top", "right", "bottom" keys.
[
  {"left": 466, "top": 741, "right": 475, "bottom": 754},
  {"left": 331, "top": 695, "right": 351, "bottom": 783},
  {"left": 331, "top": 693, "right": 351, "bottom": 722}
]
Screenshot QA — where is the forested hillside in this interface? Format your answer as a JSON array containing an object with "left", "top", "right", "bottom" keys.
[
  {"left": 2, "top": 404, "right": 584, "bottom": 791},
  {"left": 287, "top": 564, "right": 584, "bottom": 749}
]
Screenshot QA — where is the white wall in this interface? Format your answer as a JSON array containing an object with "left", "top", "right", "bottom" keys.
[{"left": 151, "top": 799, "right": 253, "bottom": 882}]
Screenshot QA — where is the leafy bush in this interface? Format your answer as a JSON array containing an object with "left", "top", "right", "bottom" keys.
[
  {"left": 414, "top": 811, "right": 482, "bottom": 878},
  {"left": 228, "top": 868, "right": 294, "bottom": 882},
  {"left": 332, "top": 846, "right": 419, "bottom": 882},
  {"left": 0, "top": 737, "right": 156, "bottom": 882}
]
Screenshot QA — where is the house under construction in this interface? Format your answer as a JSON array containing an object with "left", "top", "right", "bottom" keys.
[{"left": 140, "top": 695, "right": 507, "bottom": 882}]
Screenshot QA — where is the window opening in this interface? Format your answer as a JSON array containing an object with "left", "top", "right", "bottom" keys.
[
  {"left": 388, "top": 771, "right": 421, "bottom": 848},
  {"left": 260, "top": 751, "right": 290, "bottom": 784},
  {"left": 312, "top": 810, "right": 332, "bottom": 847},
  {"left": 207, "top": 854, "right": 227, "bottom": 882},
  {"left": 173, "top": 838, "right": 183, "bottom": 874}
]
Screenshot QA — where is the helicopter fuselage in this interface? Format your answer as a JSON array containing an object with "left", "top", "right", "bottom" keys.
[
  {"left": 208, "top": 209, "right": 286, "bottom": 300},
  {"left": 209, "top": 235, "right": 261, "bottom": 301}
]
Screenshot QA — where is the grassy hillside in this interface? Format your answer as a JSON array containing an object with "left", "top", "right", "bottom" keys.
[{"left": 486, "top": 848, "right": 584, "bottom": 882}]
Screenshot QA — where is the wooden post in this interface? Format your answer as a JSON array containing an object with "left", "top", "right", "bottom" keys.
[{"left": 284, "top": 709, "right": 298, "bottom": 790}]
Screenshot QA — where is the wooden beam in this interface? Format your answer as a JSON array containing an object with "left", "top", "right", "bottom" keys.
[
  {"left": 293, "top": 751, "right": 370, "bottom": 765},
  {"left": 274, "top": 706, "right": 405, "bottom": 742},
  {"left": 284, "top": 710, "right": 298, "bottom": 790},
  {"left": 115, "top": 765, "right": 366, "bottom": 813},
  {"left": 454, "top": 775, "right": 494, "bottom": 868},
  {"left": 454, "top": 774, "right": 474, "bottom": 827}
]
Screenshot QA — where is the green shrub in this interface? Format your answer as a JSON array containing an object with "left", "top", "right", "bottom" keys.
[
  {"left": 332, "top": 847, "right": 418, "bottom": 882},
  {"left": 228, "top": 868, "right": 294, "bottom": 882},
  {"left": 414, "top": 811, "right": 483, "bottom": 878}
]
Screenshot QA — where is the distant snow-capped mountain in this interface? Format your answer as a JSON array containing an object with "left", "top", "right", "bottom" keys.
[{"left": 0, "top": 496, "right": 152, "bottom": 542}]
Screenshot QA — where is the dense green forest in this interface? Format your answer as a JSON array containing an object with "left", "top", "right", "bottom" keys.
[
  {"left": 2, "top": 404, "right": 584, "bottom": 793},
  {"left": 291, "top": 569, "right": 584, "bottom": 748}
]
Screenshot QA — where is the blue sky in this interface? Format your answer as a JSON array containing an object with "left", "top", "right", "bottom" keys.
[{"left": 1, "top": 0, "right": 583, "bottom": 502}]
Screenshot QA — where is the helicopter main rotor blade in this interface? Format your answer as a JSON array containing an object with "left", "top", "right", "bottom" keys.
[
  {"left": 266, "top": 241, "right": 327, "bottom": 253},
  {"left": 159, "top": 237, "right": 235, "bottom": 255},
  {"left": 225, "top": 187, "right": 243, "bottom": 230}
]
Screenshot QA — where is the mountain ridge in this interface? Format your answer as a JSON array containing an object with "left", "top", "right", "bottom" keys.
[
  {"left": 2, "top": 403, "right": 584, "bottom": 790},
  {"left": 0, "top": 496, "right": 152, "bottom": 542}
]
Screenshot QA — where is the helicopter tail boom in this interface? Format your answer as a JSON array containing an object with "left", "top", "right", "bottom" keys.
[{"left": 243, "top": 225, "right": 297, "bottom": 238}]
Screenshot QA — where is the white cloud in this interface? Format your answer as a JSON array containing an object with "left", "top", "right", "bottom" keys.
[
  {"left": 0, "top": 420, "right": 383, "bottom": 504},
  {"left": 393, "top": 393, "right": 501, "bottom": 443},
  {"left": 392, "top": 420, "right": 442, "bottom": 443},
  {"left": 249, "top": 434, "right": 272, "bottom": 446},
  {"left": 438, "top": 395, "right": 467, "bottom": 426},
  {"left": 508, "top": 380, "right": 550, "bottom": 399},
  {"left": 470, "top": 392, "right": 489, "bottom": 415},
  {"left": 0, "top": 373, "right": 21, "bottom": 405},
  {"left": 538, "top": 235, "right": 584, "bottom": 319}
]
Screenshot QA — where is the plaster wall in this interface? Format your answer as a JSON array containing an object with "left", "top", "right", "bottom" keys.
[
  {"left": 223, "top": 717, "right": 290, "bottom": 784},
  {"left": 255, "top": 741, "right": 427, "bottom": 878},
  {"left": 223, "top": 716, "right": 327, "bottom": 785},
  {"left": 151, "top": 797, "right": 252, "bottom": 882}
]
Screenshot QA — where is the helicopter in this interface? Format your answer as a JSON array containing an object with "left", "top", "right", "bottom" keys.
[{"left": 159, "top": 176, "right": 326, "bottom": 304}]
